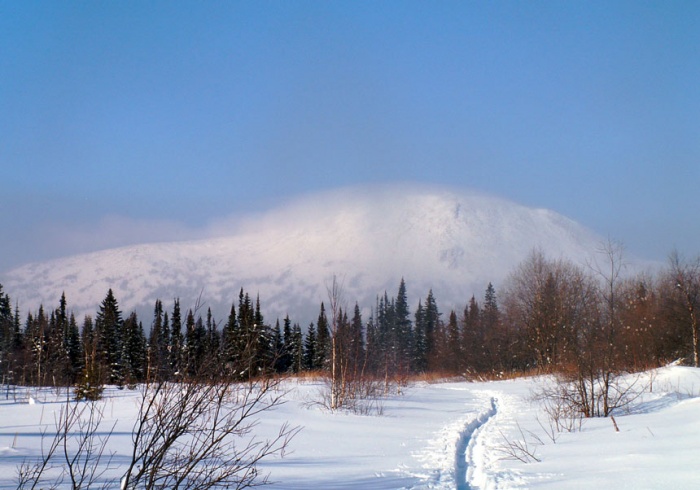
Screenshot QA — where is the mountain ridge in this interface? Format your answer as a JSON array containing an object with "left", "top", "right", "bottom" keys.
[{"left": 2, "top": 184, "right": 607, "bottom": 325}]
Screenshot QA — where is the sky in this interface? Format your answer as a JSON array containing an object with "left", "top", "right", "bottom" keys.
[{"left": 1, "top": 1, "right": 699, "bottom": 273}]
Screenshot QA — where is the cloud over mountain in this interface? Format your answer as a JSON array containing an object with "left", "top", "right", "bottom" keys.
[{"left": 2, "top": 184, "right": 606, "bottom": 325}]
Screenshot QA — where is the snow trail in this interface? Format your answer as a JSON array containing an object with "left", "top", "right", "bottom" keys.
[{"left": 455, "top": 397, "right": 498, "bottom": 490}]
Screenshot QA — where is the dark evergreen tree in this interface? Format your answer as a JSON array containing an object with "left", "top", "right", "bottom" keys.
[
  {"left": 23, "top": 310, "right": 43, "bottom": 385},
  {"left": 424, "top": 289, "right": 442, "bottom": 371},
  {"left": 253, "top": 295, "right": 273, "bottom": 374},
  {"left": 0, "top": 285, "right": 14, "bottom": 384},
  {"left": 279, "top": 316, "right": 293, "bottom": 373},
  {"left": 290, "top": 322, "right": 304, "bottom": 373},
  {"left": 45, "top": 309, "right": 70, "bottom": 386},
  {"left": 304, "top": 322, "right": 317, "bottom": 371},
  {"left": 365, "top": 313, "right": 380, "bottom": 374},
  {"left": 394, "top": 279, "right": 413, "bottom": 375},
  {"left": 238, "top": 290, "right": 255, "bottom": 377},
  {"left": 75, "top": 315, "right": 103, "bottom": 400},
  {"left": 148, "top": 299, "right": 170, "bottom": 381},
  {"left": 413, "top": 299, "right": 427, "bottom": 372},
  {"left": 315, "top": 303, "right": 330, "bottom": 370},
  {"left": 185, "top": 309, "right": 207, "bottom": 377},
  {"left": 170, "top": 299, "right": 183, "bottom": 376},
  {"left": 222, "top": 301, "right": 239, "bottom": 372},
  {"left": 481, "top": 282, "right": 502, "bottom": 370},
  {"left": 350, "top": 303, "right": 366, "bottom": 368},
  {"left": 271, "top": 319, "right": 285, "bottom": 373},
  {"left": 122, "top": 312, "right": 147, "bottom": 385},
  {"left": 446, "top": 310, "right": 461, "bottom": 373},
  {"left": 67, "top": 312, "right": 82, "bottom": 380},
  {"left": 205, "top": 307, "right": 221, "bottom": 368},
  {"left": 95, "top": 289, "right": 123, "bottom": 385},
  {"left": 461, "top": 295, "right": 482, "bottom": 372}
]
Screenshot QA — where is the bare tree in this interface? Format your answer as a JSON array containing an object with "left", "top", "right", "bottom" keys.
[
  {"left": 588, "top": 239, "right": 626, "bottom": 415},
  {"left": 667, "top": 250, "right": 700, "bottom": 367},
  {"left": 506, "top": 245, "right": 641, "bottom": 418},
  {"left": 326, "top": 275, "right": 345, "bottom": 410}
]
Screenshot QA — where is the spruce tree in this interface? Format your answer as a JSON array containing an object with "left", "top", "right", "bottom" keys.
[
  {"left": 75, "top": 315, "right": 103, "bottom": 400},
  {"left": 281, "top": 315, "right": 293, "bottom": 372},
  {"left": 424, "top": 290, "right": 441, "bottom": 371},
  {"left": 291, "top": 322, "right": 303, "bottom": 373},
  {"left": 350, "top": 303, "right": 365, "bottom": 369},
  {"left": 122, "top": 312, "right": 147, "bottom": 386},
  {"left": 271, "top": 319, "right": 284, "bottom": 373},
  {"left": 67, "top": 313, "right": 82, "bottom": 381},
  {"left": 315, "top": 303, "right": 330, "bottom": 370},
  {"left": 304, "top": 323, "right": 317, "bottom": 371},
  {"left": 394, "top": 279, "right": 412, "bottom": 373},
  {"left": 446, "top": 310, "right": 461, "bottom": 373},
  {"left": 412, "top": 299, "right": 427, "bottom": 372},
  {"left": 253, "top": 295, "right": 272, "bottom": 374},
  {"left": 170, "top": 299, "right": 183, "bottom": 376},
  {"left": 0, "top": 285, "right": 13, "bottom": 384},
  {"left": 482, "top": 282, "right": 501, "bottom": 370},
  {"left": 185, "top": 309, "right": 206, "bottom": 377},
  {"left": 95, "top": 289, "right": 123, "bottom": 385},
  {"left": 222, "top": 302, "right": 239, "bottom": 373},
  {"left": 148, "top": 299, "right": 169, "bottom": 381},
  {"left": 461, "top": 295, "right": 482, "bottom": 372}
]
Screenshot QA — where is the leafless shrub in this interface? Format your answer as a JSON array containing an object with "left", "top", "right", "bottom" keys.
[
  {"left": 312, "top": 375, "right": 387, "bottom": 416},
  {"left": 17, "top": 395, "right": 116, "bottom": 489},
  {"left": 495, "top": 421, "right": 542, "bottom": 464},
  {"left": 532, "top": 380, "right": 585, "bottom": 434},
  {"left": 17, "top": 374, "right": 300, "bottom": 489}
]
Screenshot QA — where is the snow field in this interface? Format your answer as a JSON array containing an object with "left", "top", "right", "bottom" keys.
[{"left": 1, "top": 366, "right": 699, "bottom": 489}]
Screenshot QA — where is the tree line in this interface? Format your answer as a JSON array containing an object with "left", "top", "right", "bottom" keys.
[{"left": 1, "top": 244, "right": 699, "bottom": 400}]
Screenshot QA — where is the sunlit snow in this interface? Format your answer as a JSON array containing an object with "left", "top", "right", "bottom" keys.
[{"left": 1, "top": 365, "right": 698, "bottom": 489}]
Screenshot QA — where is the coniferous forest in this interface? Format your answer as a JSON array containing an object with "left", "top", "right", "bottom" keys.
[{"left": 1, "top": 245, "right": 699, "bottom": 404}]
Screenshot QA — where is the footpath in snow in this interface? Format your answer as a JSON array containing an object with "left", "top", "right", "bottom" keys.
[{"left": 1, "top": 366, "right": 700, "bottom": 489}]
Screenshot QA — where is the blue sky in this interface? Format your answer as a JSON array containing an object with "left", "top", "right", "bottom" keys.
[{"left": 1, "top": 1, "right": 698, "bottom": 272}]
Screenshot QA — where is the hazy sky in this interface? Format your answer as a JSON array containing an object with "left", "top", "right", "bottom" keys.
[{"left": 1, "top": 1, "right": 698, "bottom": 273}]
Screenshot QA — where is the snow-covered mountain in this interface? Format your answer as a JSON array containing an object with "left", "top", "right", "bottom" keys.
[{"left": 2, "top": 184, "right": 606, "bottom": 325}]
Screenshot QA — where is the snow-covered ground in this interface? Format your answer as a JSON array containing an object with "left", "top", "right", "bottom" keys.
[{"left": 1, "top": 365, "right": 699, "bottom": 489}]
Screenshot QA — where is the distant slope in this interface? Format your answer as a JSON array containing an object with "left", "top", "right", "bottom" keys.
[{"left": 2, "top": 184, "right": 606, "bottom": 324}]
